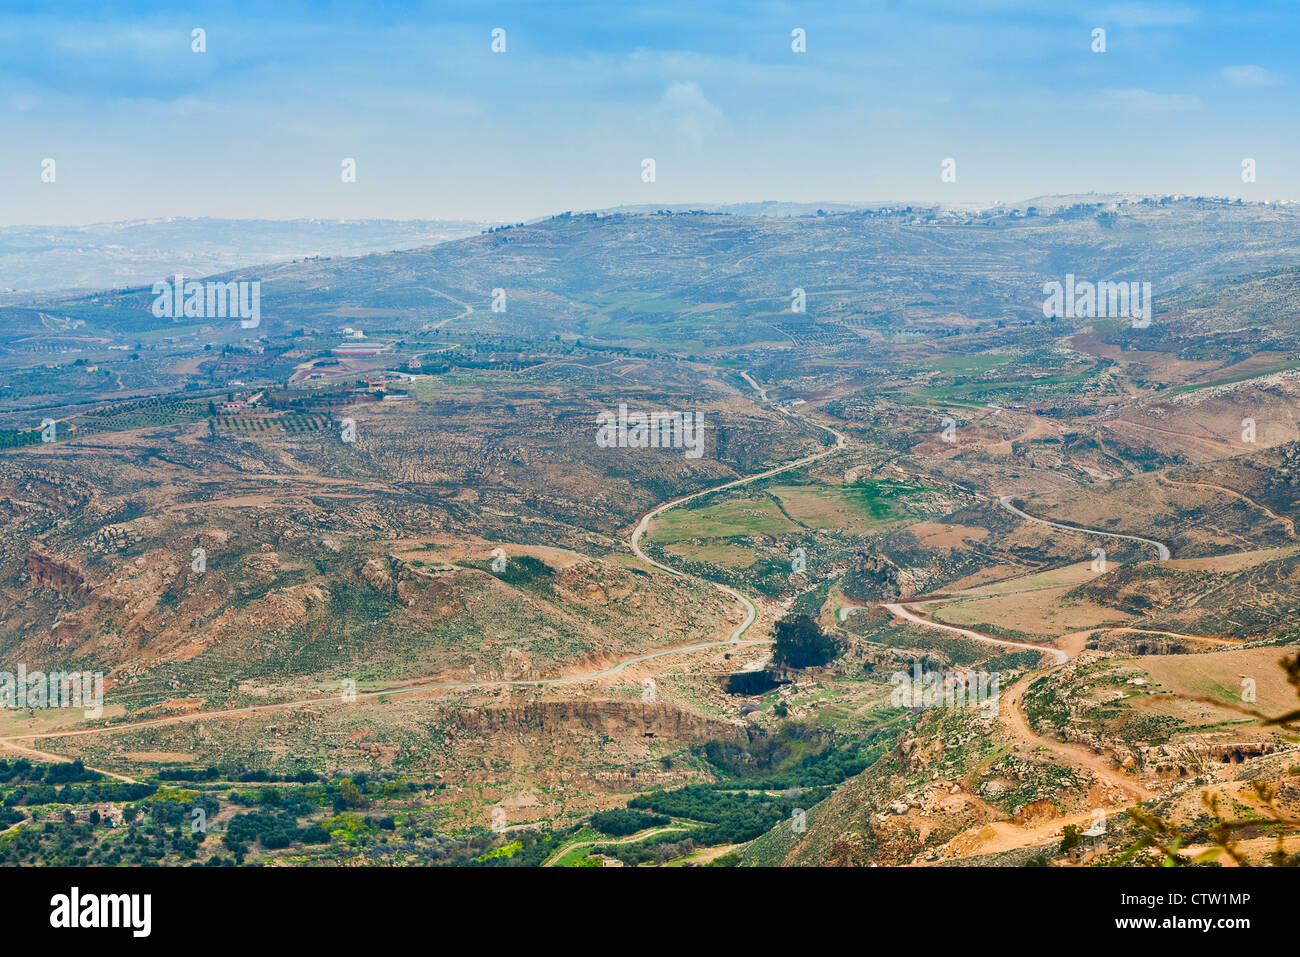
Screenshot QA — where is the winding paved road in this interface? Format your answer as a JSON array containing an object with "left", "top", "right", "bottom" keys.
[
  {"left": 629, "top": 411, "right": 846, "bottom": 643},
  {"left": 999, "top": 494, "right": 1171, "bottom": 561},
  {"left": 884, "top": 601, "right": 1068, "bottom": 665}
]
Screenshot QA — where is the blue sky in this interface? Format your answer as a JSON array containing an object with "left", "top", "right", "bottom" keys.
[{"left": 1, "top": 0, "right": 1297, "bottom": 224}]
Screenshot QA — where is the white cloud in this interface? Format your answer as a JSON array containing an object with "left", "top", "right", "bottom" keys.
[
  {"left": 656, "top": 81, "right": 725, "bottom": 148},
  {"left": 1097, "top": 88, "right": 1200, "bottom": 112},
  {"left": 1220, "top": 65, "right": 1285, "bottom": 87},
  {"left": 52, "top": 26, "right": 177, "bottom": 59},
  {"left": 1093, "top": 3, "right": 1199, "bottom": 27}
]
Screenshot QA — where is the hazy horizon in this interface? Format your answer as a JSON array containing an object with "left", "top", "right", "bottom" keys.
[{"left": 3, "top": 190, "right": 1292, "bottom": 233}]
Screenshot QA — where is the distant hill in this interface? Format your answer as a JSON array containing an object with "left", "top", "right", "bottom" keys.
[
  {"left": 18, "top": 198, "right": 1300, "bottom": 347},
  {"left": 0, "top": 217, "right": 494, "bottom": 297}
]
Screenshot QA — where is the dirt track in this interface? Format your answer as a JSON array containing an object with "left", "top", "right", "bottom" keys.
[{"left": 883, "top": 583, "right": 1157, "bottom": 862}]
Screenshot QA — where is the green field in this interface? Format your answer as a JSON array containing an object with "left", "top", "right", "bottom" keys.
[{"left": 650, "top": 497, "right": 797, "bottom": 543}]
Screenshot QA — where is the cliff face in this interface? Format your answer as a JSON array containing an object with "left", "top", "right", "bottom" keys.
[
  {"left": 842, "top": 552, "right": 915, "bottom": 601},
  {"left": 23, "top": 550, "right": 89, "bottom": 601},
  {"left": 454, "top": 700, "right": 744, "bottom": 744}
]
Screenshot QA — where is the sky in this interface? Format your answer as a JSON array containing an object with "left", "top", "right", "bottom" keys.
[{"left": 1, "top": 0, "right": 1298, "bottom": 225}]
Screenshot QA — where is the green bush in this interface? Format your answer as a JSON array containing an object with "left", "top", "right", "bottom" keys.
[{"left": 771, "top": 614, "right": 839, "bottom": 668}]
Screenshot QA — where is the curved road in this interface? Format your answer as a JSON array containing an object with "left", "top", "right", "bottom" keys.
[
  {"left": 630, "top": 411, "right": 846, "bottom": 643},
  {"left": 886, "top": 491, "right": 1173, "bottom": 665},
  {"left": 882, "top": 598, "right": 1156, "bottom": 862},
  {"left": 426, "top": 287, "right": 475, "bottom": 329},
  {"left": 542, "top": 825, "right": 687, "bottom": 867},
  {"left": 738, "top": 370, "right": 769, "bottom": 402},
  {"left": 880, "top": 496, "right": 1176, "bottom": 859},
  {"left": 1159, "top": 475, "right": 1296, "bottom": 539},
  {"left": 884, "top": 601, "right": 1068, "bottom": 665},
  {"left": 999, "top": 494, "right": 1171, "bottom": 561}
]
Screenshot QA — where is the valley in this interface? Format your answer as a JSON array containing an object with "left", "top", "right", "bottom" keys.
[{"left": 2, "top": 197, "right": 1299, "bottom": 868}]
